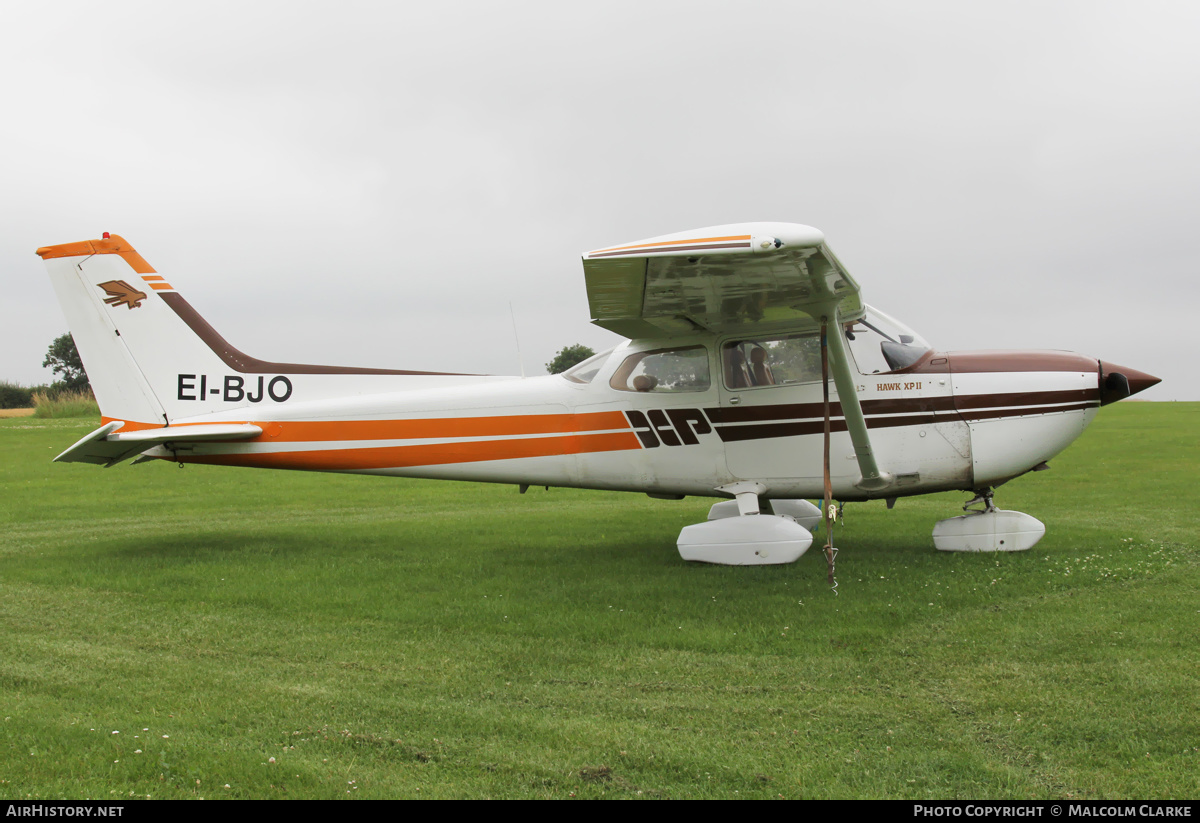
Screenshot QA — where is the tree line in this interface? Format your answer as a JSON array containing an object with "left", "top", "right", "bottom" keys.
[{"left": 0, "top": 334, "right": 91, "bottom": 409}]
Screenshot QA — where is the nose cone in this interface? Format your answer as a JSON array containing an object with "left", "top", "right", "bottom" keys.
[{"left": 1099, "top": 361, "right": 1161, "bottom": 405}]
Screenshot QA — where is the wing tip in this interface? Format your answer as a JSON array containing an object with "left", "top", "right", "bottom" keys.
[{"left": 583, "top": 222, "right": 825, "bottom": 260}]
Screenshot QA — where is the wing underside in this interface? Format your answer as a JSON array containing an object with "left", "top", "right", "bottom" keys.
[{"left": 583, "top": 223, "right": 864, "bottom": 339}]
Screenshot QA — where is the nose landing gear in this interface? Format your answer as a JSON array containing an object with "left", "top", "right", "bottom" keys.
[{"left": 932, "top": 487, "right": 1045, "bottom": 552}]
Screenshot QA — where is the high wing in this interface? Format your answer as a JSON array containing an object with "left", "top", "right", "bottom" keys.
[
  {"left": 582, "top": 222, "right": 864, "bottom": 339},
  {"left": 583, "top": 222, "right": 889, "bottom": 490}
]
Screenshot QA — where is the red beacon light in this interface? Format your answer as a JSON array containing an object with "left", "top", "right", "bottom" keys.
[{"left": 102, "top": 232, "right": 110, "bottom": 239}]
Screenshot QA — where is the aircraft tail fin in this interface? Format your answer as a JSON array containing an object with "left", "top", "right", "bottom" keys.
[
  {"left": 38, "top": 235, "right": 193, "bottom": 426},
  {"left": 37, "top": 234, "right": 473, "bottom": 427}
]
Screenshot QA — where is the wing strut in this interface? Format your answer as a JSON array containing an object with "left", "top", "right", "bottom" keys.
[{"left": 815, "top": 302, "right": 893, "bottom": 492}]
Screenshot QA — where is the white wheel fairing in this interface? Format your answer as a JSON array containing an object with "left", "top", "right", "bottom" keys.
[
  {"left": 677, "top": 515, "right": 813, "bottom": 565},
  {"left": 933, "top": 510, "right": 1046, "bottom": 553}
]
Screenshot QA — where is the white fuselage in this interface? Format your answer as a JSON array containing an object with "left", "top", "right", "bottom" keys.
[{"left": 153, "top": 336, "right": 1102, "bottom": 502}]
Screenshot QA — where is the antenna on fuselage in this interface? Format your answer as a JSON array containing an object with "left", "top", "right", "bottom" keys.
[{"left": 509, "top": 301, "right": 526, "bottom": 378}]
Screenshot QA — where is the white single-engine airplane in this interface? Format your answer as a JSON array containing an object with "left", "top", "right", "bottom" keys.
[{"left": 38, "top": 224, "right": 1158, "bottom": 565}]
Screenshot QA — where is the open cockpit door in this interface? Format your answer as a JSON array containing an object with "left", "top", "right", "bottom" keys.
[{"left": 582, "top": 223, "right": 892, "bottom": 491}]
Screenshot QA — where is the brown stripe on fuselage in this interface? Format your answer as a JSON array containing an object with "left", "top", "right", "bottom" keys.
[
  {"left": 947, "top": 350, "right": 1098, "bottom": 373},
  {"left": 712, "top": 408, "right": 961, "bottom": 443},
  {"left": 709, "top": 401, "right": 1098, "bottom": 443},
  {"left": 706, "top": 395, "right": 959, "bottom": 425},
  {"left": 955, "top": 402, "right": 1096, "bottom": 423},
  {"left": 887, "top": 351, "right": 951, "bottom": 375},
  {"left": 159, "top": 292, "right": 482, "bottom": 376},
  {"left": 706, "top": 389, "right": 1091, "bottom": 425},
  {"left": 895, "top": 350, "right": 1098, "bottom": 376},
  {"left": 704, "top": 389, "right": 1099, "bottom": 443},
  {"left": 954, "top": 388, "right": 1099, "bottom": 410}
]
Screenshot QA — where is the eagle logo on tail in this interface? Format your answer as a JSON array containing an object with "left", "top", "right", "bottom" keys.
[{"left": 97, "top": 280, "right": 148, "bottom": 310}]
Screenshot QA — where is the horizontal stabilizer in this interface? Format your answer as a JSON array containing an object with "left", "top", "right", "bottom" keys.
[
  {"left": 55, "top": 422, "right": 263, "bottom": 468},
  {"left": 108, "top": 424, "right": 263, "bottom": 443},
  {"left": 54, "top": 421, "right": 125, "bottom": 465}
]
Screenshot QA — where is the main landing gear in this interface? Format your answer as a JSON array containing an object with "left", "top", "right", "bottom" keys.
[
  {"left": 932, "top": 487, "right": 1046, "bottom": 552},
  {"left": 676, "top": 482, "right": 821, "bottom": 565},
  {"left": 675, "top": 484, "right": 1047, "bottom": 564}
]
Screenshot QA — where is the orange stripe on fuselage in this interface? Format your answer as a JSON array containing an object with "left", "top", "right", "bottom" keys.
[
  {"left": 103, "top": 410, "right": 632, "bottom": 442},
  {"left": 179, "top": 431, "right": 641, "bottom": 471},
  {"left": 257, "top": 411, "right": 630, "bottom": 443}
]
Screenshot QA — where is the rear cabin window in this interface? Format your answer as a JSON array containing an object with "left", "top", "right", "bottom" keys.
[{"left": 610, "top": 346, "right": 711, "bottom": 393}]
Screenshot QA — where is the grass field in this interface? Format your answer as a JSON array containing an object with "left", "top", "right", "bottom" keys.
[{"left": 1, "top": 404, "right": 1196, "bottom": 799}]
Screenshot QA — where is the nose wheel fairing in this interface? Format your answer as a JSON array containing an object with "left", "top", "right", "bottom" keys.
[
  {"left": 932, "top": 509, "right": 1046, "bottom": 552},
  {"left": 932, "top": 487, "right": 1046, "bottom": 552}
]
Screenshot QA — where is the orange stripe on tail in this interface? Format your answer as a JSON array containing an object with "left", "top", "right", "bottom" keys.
[{"left": 36, "top": 234, "right": 156, "bottom": 274}]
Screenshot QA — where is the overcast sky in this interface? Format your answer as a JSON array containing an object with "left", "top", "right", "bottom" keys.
[{"left": 2, "top": 1, "right": 1194, "bottom": 399}]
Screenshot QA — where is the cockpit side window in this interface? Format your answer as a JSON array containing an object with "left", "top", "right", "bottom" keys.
[
  {"left": 722, "top": 335, "right": 822, "bottom": 390},
  {"left": 610, "top": 346, "right": 711, "bottom": 393}
]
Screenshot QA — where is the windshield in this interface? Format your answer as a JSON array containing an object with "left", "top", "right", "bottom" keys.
[
  {"left": 844, "top": 306, "right": 931, "bottom": 375},
  {"left": 561, "top": 347, "right": 615, "bottom": 384}
]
